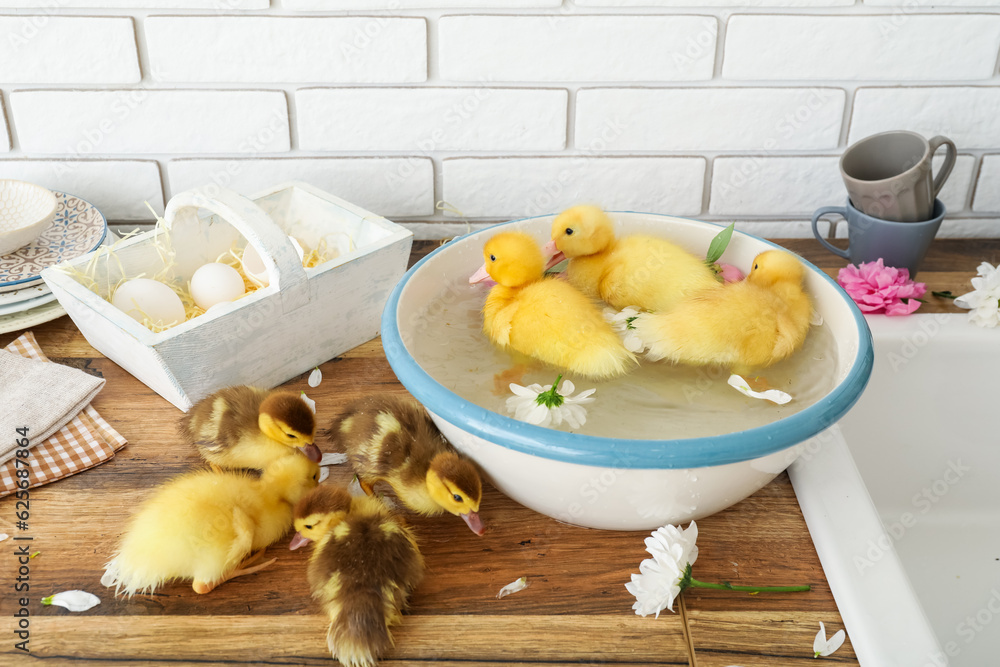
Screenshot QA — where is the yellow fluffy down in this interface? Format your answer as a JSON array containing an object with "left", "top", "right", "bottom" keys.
[
  {"left": 484, "top": 278, "right": 636, "bottom": 380},
  {"left": 102, "top": 458, "right": 316, "bottom": 596},
  {"left": 634, "top": 250, "right": 813, "bottom": 373}
]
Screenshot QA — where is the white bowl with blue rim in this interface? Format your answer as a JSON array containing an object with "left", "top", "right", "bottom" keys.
[{"left": 382, "top": 212, "right": 872, "bottom": 530}]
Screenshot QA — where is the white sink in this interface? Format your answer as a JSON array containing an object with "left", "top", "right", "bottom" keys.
[{"left": 790, "top": 314, "right": 998, "bottom": 667}]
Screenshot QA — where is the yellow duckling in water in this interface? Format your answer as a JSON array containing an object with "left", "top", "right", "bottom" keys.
[
  {"left": 633, "top": 250, "right": 813, "bottom": 374},
  {"left": 545, "top": 205, "right": 721, "bottom": 313},
  {"left": 101, "top": 454, "right": 320, "bottom": 596},
  {"left": 290, "top": 486, "right": 424, "bottom": 667},
  {"left": 328, "top": 395, "right": 485, "bottom": 535},
  {"left": 180, "top": 385, "right": 321, "bottom": 471},
  {"left": 469, "top": 230, "right": 636, "bottom": 379}
]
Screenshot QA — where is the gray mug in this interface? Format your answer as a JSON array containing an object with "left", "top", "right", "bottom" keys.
[
  {"left": 811, "top": 198, "right": 944, "bottom": 277},
  {"left": 840, "top": 131, "right": 956, "bottom": 222}
]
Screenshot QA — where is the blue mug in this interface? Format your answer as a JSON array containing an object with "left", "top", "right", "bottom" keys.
[{"left": 811, "top": 198, "right": 944, "bottom": 277}]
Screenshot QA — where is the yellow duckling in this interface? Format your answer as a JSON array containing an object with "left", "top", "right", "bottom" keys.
[
  {"left": 101, "top": 454, "right": 320, "bottom": 596},
  {"left": 545, "top": 205, "right": 721, "bottom": 313},
  {"left": 180, "top": 385, "right": 321, "bottom": 471},
  {"left": 327, "top": 395, "right": 485, "bottom": 535},
  {"left": 633, "top": 250, "right": 813, "bottom": 374},
  {"left": 469, "top": 230, "right": 636, "bottom": 379},
  {"left": 290, "top": 486, "right": 424, "bottom": 667}
]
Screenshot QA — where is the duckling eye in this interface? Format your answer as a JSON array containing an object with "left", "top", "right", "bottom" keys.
[
  {"left": 489, "top": 254, "right": 496, "bottom": 262},
  {"left": 304, "top": 524, "right": 313, "bottom": 530},
  {"left": 452, "top": 493, "right": 463, "bottom": 502},
  {"left": 288, "top": 433, "right": 297, "bottom": 439},
  {"left": 565, "top": 228, "right": 573, "bottom": 235},
  {"left": 753, "top": 264, "right": 758, "bottom": 270}
]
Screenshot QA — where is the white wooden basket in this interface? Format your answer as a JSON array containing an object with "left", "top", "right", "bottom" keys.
[{"left": 41, "top": 182, "right": 413, "bottom": 411}]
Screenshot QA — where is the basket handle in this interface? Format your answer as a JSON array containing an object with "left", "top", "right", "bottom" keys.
[{"left": 164, "top": 186, "right": 310, "bottom": 314}]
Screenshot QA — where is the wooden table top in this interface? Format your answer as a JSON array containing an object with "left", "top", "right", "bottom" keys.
[{"left": 1, "top": 238, "right": 994, "bottom": 667}]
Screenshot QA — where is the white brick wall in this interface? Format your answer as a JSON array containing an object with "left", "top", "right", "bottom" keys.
[
  {"left": 296, "top": 88, "right": 567, "bottom": 151},
  {"left": 439, "top": 15, "right": 717, "bottom": 81},
  {"left": 11, "top": 90, "right": 289, "bottom": 154},
  {"left": 167, "top": 157, "right": 435, "bottom": 218},
  {"left": 146, "top": 17, "right": 427, "bottom": 83},
  {"left": 576, "top": 88, "right": 845, "bottom": 151},
  {"left": 724, "top": 15, "right": 1000, "bottom": 81},
  {"left": 442, "top": 156, "right": 706, "bottom": 218},
  {"left": 0, "top": 2, "right": 998, "bottom": 239},
  {"left": 0, "top": 160, "right": 163, "bottom": 220},
  {"left": 0, "top": 16, "right": 140, "bottom": 84}
]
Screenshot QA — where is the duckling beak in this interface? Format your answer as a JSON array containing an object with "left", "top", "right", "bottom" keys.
[
  {"left": 302, "top": 443, "right": 322, "bottom": 463},
  {"left": 461, "top": 510, "right": 485, "bottom": 536},
  {"left": 289, "top": 532, "right": 311, "bottom": 550},
  {"left": 469, "top": 263, "right": 495, "bottom": 286},
  {"left": 541, "top": 240, "right": 566, "bottom": 270}
]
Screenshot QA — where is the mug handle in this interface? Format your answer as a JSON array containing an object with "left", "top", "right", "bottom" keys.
[
  {"left": 928, "top": 135, "right": 957, "bottom": 198},
  {"left": 811, "top": 206, "right": 850, "bottom": 260}
]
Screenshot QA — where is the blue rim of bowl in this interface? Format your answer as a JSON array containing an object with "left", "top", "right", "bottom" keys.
[
  {"left": 1, "top": 190, "right": 108, "bottom": 288},
  {"left": 382, "top": 212, "right": 874, "bottom": 469}
]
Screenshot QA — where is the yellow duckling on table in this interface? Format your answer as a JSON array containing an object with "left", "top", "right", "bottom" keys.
[
  {"left": 101, "top": 454, "right": 320, "bottom": 596},
  {"left": 290, "top": 486, "right": 424, "bottom": 667},
  {"left": 469, "top": 230, "right": 636, "bottom": 379},
  {"left": 545, "top": 205, "right": 721, "bottom": 313},
  {"left": 327, "top": 395, "right": 485, "bottom": 535},
  {"left": 180, "top": 385, "right": 321, "bottom": 471},
  {"left": 632, "top": 250, "right": 813, "bottom": 374}
]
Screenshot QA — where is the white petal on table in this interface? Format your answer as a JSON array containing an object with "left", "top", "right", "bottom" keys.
[
  {"left": 318, "top": 467, "right": 330, "bottom": 483},
  {"left": 813, "top": 621, "right": 846, "bottom": 657},
  {"left": 308, "top": 367, "right": 323, "bottom": 387},
  {"left": 0, "top": 533, "right": 8, "bottom": 542},
  {"left": 320, "top": 452, "right": 348, "bottom": 466},
  {"left": 727, "top": 374, "right": 792, "bottom": 405},
  {"left": 300, "top": 392, "right": 316, "bottom": 414},
  {"left": 42, "top": 590, "right": 101, "bottom": 612},
  {"left": 497, "top": 576, "right": 530, "bottom": 599}
]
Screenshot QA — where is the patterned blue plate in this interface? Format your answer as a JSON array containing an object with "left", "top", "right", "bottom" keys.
[{"left": 0, "top": 191, "right": 107, "bottom": 292}]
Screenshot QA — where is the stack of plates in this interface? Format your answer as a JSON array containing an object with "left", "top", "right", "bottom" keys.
[{"left": 0, "top": 192, "right": 108, "bottom": 335}]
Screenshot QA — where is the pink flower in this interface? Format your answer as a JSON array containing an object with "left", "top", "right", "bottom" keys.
[
  {"left": 837, "top": 259, "right": 926, "bottom": 316},
  {"left": 717, "top": 263, "right": 745, "bottom": 284}
]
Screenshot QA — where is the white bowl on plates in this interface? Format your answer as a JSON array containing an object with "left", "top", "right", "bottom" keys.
[
  {"left": 382, "top": 212, "right": 874, "bottom": 530},
  {"left": 0, "top": 180, "right": 57, "bottom": 256}
]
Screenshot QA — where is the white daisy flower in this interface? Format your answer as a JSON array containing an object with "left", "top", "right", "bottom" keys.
[
  {"left": 626, "top": 522, "right": 699, "bottom": 618},
  {"left": 813, "top": 621, "right": 846, "bottom": 657},
  {"left": 603, "top": 306, "right": 648, "bottom": 353},
  {"left": 954, "top": 261, "right": 1000, "bottom": 328},
  {"left": 505, "top": 375, "right": 595, "bottom": 430}
]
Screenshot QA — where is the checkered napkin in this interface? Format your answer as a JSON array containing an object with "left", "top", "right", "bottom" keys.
[{"left": 0, "top": 332, "right": 127, "bottom": 497}]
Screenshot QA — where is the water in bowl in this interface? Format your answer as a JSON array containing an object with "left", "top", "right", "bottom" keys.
[{"left": 405, "top": 284, "right": 839, "bottom": 440}]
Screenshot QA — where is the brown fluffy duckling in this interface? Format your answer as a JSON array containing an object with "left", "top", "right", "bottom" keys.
[
  {"left": 327, "top": 395, "right": 485, "bottom": 535},
  {"left": 181, "top": 385, "right": 321, "bottom": 471},
  {"left": 291, "top": 485, "right": 424, "bottom": 667}
]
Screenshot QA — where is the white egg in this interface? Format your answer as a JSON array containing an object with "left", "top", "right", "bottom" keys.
[
  {"left": 112, "top": 278, "right": 186, "bottom": 327},
  {"left": 190, "top": 263, "right": 246, "bottom": 310}
]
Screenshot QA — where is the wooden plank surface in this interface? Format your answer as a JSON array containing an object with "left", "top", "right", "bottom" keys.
[{"left": 4, "top": 236, "right": 988, "bottom": 665}]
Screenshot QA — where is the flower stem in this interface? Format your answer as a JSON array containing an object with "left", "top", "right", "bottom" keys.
[{"left": 688, "top": 578, "right": 810, "bottom": 593}]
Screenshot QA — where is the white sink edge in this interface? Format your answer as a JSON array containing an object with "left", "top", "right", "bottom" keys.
[{"left": 789, "top": 426, "right": 947, "bottom": 667}]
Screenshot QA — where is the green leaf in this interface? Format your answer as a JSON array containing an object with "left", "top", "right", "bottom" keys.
[
  {"left": 534, "top": 374, "right": 566, "bottom": 409},
  {"left": 932, "top": 290, "right": 957, "bottom": 299},
  {"left": 544, "top": 259, "right": 569, "bottom": 274},
  {"left": 705, "top": 223, "right": 735, "bottom": 265}
]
